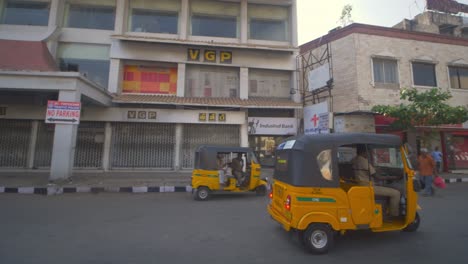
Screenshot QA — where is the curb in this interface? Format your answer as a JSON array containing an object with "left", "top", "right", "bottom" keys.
[
  {"left": 1, "top": 178, "right": 466, "bottom": 195},
  {"left": 444, "top": 178, "right": 468, "bottom": 183},
  {"left": 0, "top": 185, "right": 193, "bottom": 195}
]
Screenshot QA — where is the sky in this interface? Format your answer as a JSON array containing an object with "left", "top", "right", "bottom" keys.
[{"left": 297, "top": 0, "right": 468, "bottom": 45}]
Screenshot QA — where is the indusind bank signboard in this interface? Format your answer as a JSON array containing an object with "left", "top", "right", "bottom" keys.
[{"left": 248, "top": 117, "right": 297, "bottom": 135}]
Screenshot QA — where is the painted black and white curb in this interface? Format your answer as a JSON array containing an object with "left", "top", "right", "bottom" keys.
[
  {"left": 0, "top": 185, "right": 192, "bottom": 195},
  {"left": 1, "top": 177, "right": 467, "bottom": 195}
]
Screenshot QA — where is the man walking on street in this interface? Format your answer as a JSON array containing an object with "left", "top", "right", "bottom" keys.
[
  {"left": 431, "top": 146, "right": 443, "bottom": 173},
  {"left": 418, "top": 148, "right": 438, "bottom": 196}
]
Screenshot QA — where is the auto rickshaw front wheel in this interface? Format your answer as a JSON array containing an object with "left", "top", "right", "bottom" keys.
[
  {"left": 193, "top": 186, "right": 211, "bottom": 201},
  {"left": 403, "top": 212, "right": 420, "bottom": 232},
  {"left": 301, "top": 223, "right": 334, "bottom": 254}
]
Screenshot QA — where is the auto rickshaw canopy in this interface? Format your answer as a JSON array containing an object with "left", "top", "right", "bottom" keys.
[{"left": 274, "top": 133, "right": 402, "bottom": 188}]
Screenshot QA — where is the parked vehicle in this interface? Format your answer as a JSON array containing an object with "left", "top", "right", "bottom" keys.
[
  {"left": 267, "top": 133, "right": 421, "bottom": 254},
  {"left": 191, "top": 145, "right": 268, "bottom": 201}
]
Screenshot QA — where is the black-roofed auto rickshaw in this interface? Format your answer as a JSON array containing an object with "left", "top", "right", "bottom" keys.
[
  {"left": 267, "top": 133, "right": 421, "bottom": 254},
  {"left": 191, "top": 145, "right": 268, "bottom": 201}
]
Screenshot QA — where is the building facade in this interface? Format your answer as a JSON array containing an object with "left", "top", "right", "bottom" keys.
[
  {"left": 0, "top": 0, "right": 301, "bottom": 179},
  {"left": 300, "top": 13, "right": 468, "bottom": 172}
]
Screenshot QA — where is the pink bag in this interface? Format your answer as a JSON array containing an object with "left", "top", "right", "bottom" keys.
[{"left": 434, "top": 176, "right": 446, "bottom": 189}]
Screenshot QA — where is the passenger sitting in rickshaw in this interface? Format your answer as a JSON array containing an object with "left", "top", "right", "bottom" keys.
[
  {"left": 352, "top": 145, "right": 401, "bottom": 217},
  {"left": 217, "top": 154, "right": 228, "bottom": 187},
  {"left": 231, "top": 153, "right": 245, "bottom": 187}
]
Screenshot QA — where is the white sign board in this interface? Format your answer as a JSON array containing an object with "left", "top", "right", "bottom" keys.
[
  {"left": 248, "top": 117, "right": 297, "bottom": 135},
  {"left": 304, "top": 101, "right": 331, "bottom": 135},
  {"left": 45, "top": 100, "right": 81, "bottom": 125},
  {"left": 308, "top": 62, "right": 330, "bottom": 91}
]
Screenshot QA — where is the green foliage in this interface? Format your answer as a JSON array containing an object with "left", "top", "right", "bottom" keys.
[
  {"left": 339, "top": 4, "right": 353, "bottom": 27},
  {"left": 372, "top": 88, "right": 468, "bottom": 130}
]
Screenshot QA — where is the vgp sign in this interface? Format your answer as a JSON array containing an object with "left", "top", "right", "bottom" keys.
[{"left": 187, "top": 48, "right": 232, "bottom": 64}]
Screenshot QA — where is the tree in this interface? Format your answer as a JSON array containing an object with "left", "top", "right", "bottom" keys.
[
  {"left": 339, "top": 4, "right": 353, "bottom": 27},
  {"left": 371, "top": 88, "right": 468, "bottom": 131}
]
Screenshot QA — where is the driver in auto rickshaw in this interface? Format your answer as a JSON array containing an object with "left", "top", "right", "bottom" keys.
[{"left": 352, "top": 145, "right": 401, "bottom": 217}]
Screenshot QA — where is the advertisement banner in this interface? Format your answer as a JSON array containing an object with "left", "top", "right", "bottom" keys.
[
  {"left": 123, "top": 65, "right": 177, "bottom": 94},
  {"left": 304, "top": 102, "right": 330, "bottom": 134},
  {"left": 308, "top": 62, "right": 330, "bottom": 91},
  {"left": 248, "top": 117, "right": 297, "bottom": 135}
]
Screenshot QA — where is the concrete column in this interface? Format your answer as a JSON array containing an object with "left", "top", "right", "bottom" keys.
[
  {"left": 108, "top": 58, "right": 122, "bottom": 93},
  {"left": 240, "top": 121, "right": 248, "bottom": 147},
  {"left": 240, "top": 67, "right": 249, "bottom": 99},
  {"left": 174, "top": 124, "right": 183, "bottom": 171},
  {"left": 180, "top": 0, "right": 189, "bottom": 39},
  {"left": 240, "top": 109, "right": 248, "bottom": 147},
  {"left": 177, "top": 63, "right": 186, "bottom": 97},
  {"left": 102, "top": 122, "right": 112, "bottom": 171},
  {"left": 48, "top": 0, "right": 61, "bottom": 28},
  {"left": 115, "top": 0, "right": 128, "bottom": 34},
  {"left": 27, "top": 121, "right": 39, "bottom": 169},
  {"left": 292, "top": 69, "right": 301, "bottom": 103},
  {"left": 49, "top": 90, "right": 80, "bottom": 180},
  {"left": 240, "top": 0, "right": 248, "bottom": 43},
  {"left": 46, "top": 0, "right": 64, "bottom": 57},
  {"left": 291, "top": 0, "right": 298, "bottom": 47}
]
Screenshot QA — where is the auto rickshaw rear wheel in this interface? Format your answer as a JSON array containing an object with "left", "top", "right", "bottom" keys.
[
  {"left": 302, "top": 223, "right": 334, "bottom": 254},
  {"left": 255, "top": 185, "right": 267, "bottom": 196},
  {"left": 193, "top": 186, "right": 211, "bottom": 201},
  {"left": 403, "top": 212, "right": 420, "bottom": 232}
]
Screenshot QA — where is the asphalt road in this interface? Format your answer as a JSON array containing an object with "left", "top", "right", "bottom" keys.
[{"left": 1, "top": 184, "right": 468, "bottom": 264}]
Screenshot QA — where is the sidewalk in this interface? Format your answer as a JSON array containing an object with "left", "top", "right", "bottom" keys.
[{"left": 0, "top": 169, "right": 466, "bottom": 195}]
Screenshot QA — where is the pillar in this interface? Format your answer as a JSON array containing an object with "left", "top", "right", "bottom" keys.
[
  {"left": 102, "top": 122, "right": 112, "bottom": 171},
  {"left": 180, "top": 0, "right": 189, "bottom": 39},
  {"left": 108, "top": 59, "right": 123, "bottom": 94},
  {"left": 292, "top": 69, "right": 301, "bottom": 103},
  {"left": 240, "top": 67, "right": 248, "bottom": 100},
  {"left": 27, "top": 121, "right": 39, "bottom": 169},
  {"left": 291, "top": 0, "right": 298, "bottom": 47},
  {"left": 240, "top": 0, "right": 248, "bottom": 43},
  {"left": 177, "top": 63, "right": 186, "bottom": 97},
  {"left": 49, "top": 91, "right": 80, "bottom": 180},
  {"left": 174, "top": 124, "right": 183, "bottom": 171},
  {"left": 240, "top": 110, "right": 248, "bottom": 147},
  {"left": 115, "top": 0, "right": 127, "bottom": 34}
]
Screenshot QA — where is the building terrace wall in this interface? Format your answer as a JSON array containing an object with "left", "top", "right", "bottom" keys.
[{"left": 353, "top": 33, "right": 468, "bottom": 110}]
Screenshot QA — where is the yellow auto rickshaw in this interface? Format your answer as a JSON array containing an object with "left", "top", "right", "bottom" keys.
[
  {"left": 191, "top": 145, "right": 268, "bottom": 201},
  {"left": 267, "top": 133, "right": 421, "bottom": 254}
]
